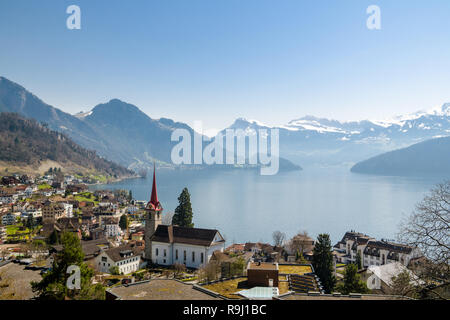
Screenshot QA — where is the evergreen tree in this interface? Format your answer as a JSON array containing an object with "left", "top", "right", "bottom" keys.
[
  {"left": 312, "top": 233, "right": 336, "bottom": 293},
  {"left": 32, "top": 232, "right": 105, "bottom": 300},
  {"left": 47, "top": 230, "right": 60, "bottom": 245},
  {"left": 355, "top": 251, "right": 362, "bottom": 270},
  {"left": 336, "top": 263, "right": 369, "bottom": 294},
  {"left": 172, "top": 187, "right": 194, "bottom": 228},
  {"left": 119, "top": 214, "right": 128, "bottom": 230},
  {"left": 26, "top": 214, "right": 35, "bottom": 229}
]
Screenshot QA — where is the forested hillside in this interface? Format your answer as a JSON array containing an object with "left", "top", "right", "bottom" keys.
[{"left": 0, "top": 113, "right": 133, "bottom": 177}]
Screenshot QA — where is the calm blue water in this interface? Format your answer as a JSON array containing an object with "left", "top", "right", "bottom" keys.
[{"left": 90, "top": 167, "right": 444, "bottom": 245}]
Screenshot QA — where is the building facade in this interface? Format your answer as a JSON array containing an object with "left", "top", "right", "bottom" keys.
[
  {"left": 95, "top": 244, "right": 142, "bottom": 274},
  {"left": 334, "top": 231, "right": 422, "bottom": 267}
]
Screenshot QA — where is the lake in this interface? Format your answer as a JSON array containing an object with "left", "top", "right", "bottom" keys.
[{"left": 89, "top": 167, "right": 445, "bottom": 245}]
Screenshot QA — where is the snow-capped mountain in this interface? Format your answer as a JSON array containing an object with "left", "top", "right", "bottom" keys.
[{"left": 225, "top": 103, "right": 450, "bottom": 167}]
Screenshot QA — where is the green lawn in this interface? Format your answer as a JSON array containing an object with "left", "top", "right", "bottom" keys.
[
  {"left": 74, "top": 192, "right": 98, "bottom": 204},
  {"left": 38, "top": 183, "right": 52, "bottom": 190}
]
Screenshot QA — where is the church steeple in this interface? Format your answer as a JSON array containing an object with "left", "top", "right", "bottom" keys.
[
  {"left": 145, "top": 164, "right": 163, "bottom": 262},
  {"left": 148, "top": 164, "right": 162, "bottom": 211},
  {"left": 150, "top": 165, "right": 159, "bottom": 207}
]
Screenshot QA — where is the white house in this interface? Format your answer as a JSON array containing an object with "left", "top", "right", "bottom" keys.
[
  {"left": 334, "top": 231, "right": 422, "bottom": 267},
  {"left": 102, "top": 217, "right": 122, "bottom": 238},
  {"left": 24, "top": 187, "right": 34, "bottom": 198},
  {"left": 0, "top": 194, "right": 17, "bottom": 204},
  {"left": 62, "top": 203, "right": 73, "bottom": 218},
  {"left": 95, "top": 244, "right": 142, "bottom": 274},
  {"left": 361, "top": 262, "right": 422, "bottom": 294},
  {"left": 150, "top": 225, "right": 225, "bottom": 269}
]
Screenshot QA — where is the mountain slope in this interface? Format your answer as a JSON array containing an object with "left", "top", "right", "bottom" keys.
[
  {"left": 0, "top": 113, "right": 133, "bottom": 177},
  {"left": 350, "top": 136, "right": 450, "bottom": 176}
]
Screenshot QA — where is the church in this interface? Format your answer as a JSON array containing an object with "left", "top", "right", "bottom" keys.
[{"left": 144, "top": 167, "right": 225, "bottom": 269}]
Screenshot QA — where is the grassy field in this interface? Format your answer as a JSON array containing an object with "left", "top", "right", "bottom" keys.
[
  {"left": 73, "top": 192, "right": 98, "bottom": 204},
  {"left": 38, "top": 183, "right": 51, "bottom": 190},
  {"left": 6, "top": 224, "right": 41, "bottom": 241}
]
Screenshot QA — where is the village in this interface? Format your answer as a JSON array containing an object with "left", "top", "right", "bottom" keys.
[{"left": 0, "top": 168, "right": 436, "bottom": 300}]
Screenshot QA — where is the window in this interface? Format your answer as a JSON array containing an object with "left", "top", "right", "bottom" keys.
[
  {"left": 164, "top": 249, "right": 167, "bottom": 257},
  {"left": 156, "top": 248, "right": 159, "bottom": 256},
  {"left": 183, "top": 250, "right": 186, "bottom": 261},
  {"left": 176, "top": 249, "right": 178, "bottom": 260},
  {"left": 102, "top": 257, "right": 107, "bottom": 262},
  {"left": 201, "top": 253, "right": 204, "bottom": 264},
  {"left": 192, "top": 252, "right": 195, "bottom": 262}
]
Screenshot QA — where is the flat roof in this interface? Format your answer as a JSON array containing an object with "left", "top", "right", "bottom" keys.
[{"left": 108, "top": 279, "right": 220, "bottom": 300}]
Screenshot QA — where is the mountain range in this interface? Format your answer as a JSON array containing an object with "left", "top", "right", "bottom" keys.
[
  {"left": 228, "top": 104, "right": 450, "bottom": 167},
  {"left": 1, "top": 76, "right": 449, "bottom": 175}
]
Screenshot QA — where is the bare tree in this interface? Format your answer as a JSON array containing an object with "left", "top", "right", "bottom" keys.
[
  {"left": 161, "top": 211, "right": 174, "bottom": 226},
  {"left": 198, "top": 261, "right": 220, "bottom": 283},
  {"left": 289, "top": 230, "right": 313, "bottom": 255},
  {"left": 398, "top": 181, "right": 450, "bottom": 299},
  {"left": 272, "top": 230, "right": 286, "bottom": 247}
]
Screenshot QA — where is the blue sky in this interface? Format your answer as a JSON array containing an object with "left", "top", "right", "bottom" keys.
[{"left": 1, "top": 0, "right": 450, "bottom": 134}]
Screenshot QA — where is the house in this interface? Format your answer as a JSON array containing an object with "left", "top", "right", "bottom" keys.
[
  {"left": 247, "top": 262, "right": 279, "bottom": 288},
  {"left": 334, "top": 231, "right": 422, "bottom": 267},
  {"left": 0, "top": 226, "right": 6, "bottom": 243},
  {"left": 1, "top": 212, "right": 16, "bottom": 225},
  {"left": 42, "top": 201, "right": 66, "bottom": 223},
  {"left": 81, "top": 211, "right": 97, "bottom": 226},
  {"left": 360, "top": 262, "right": 421, "bottom": 294},
  {"left": 90, "top": 227, "right": 106, "bottom": 240},
  {"left": 1, "top": 176, "right": 20, "bottom": 186},
  {"left": 66, "top": 184, "right": 88, "bottom": 194},
  {"left": 244, "top": 242, "right": 264, "bottom": 253},
  {"left": 0, "top": 193, "right": 18, "bottom": 205},
  {"left": 24, "top": 187, "right": 34, "bottom": 198},
  {"left": 144, "top": 167, "right": 225, "bottom": 269},
  {"left": 41, "top": 217, "right": 81, "bottom": 239},
  {"left": 150, "top": 225, "right": 226, "bottom": 269},
  {"left": 102, "top": 217, "right": 122, "bottom": 238},
  {"left": 225, "top": 243, "right": 245, "bottom": 254},
  {"left": 95, "top": 244, "right": 143, "bottom": 274},
  {"left": 60, "top": 203, "right": 73, "bottom": 218}
]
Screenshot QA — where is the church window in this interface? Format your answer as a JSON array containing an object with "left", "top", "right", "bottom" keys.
[
  {"left": 156, "top": 248, "right": 159, "bottom": 256},
  {"left": 176, "top": 250, "right": 178, "bottom": 260},
  {"left": 201, "top": 253, "right": 204, "bottom": 263},
  {"left": 183, "top": 250, "right": 186, "bottom": 261},
  {"left": 192, "top": 252, "right": 195, "bottom": 262}
]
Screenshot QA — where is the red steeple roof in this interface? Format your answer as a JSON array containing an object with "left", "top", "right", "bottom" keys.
[{"left": 148, "top": 165, "right": 161, "bottom": 210}]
